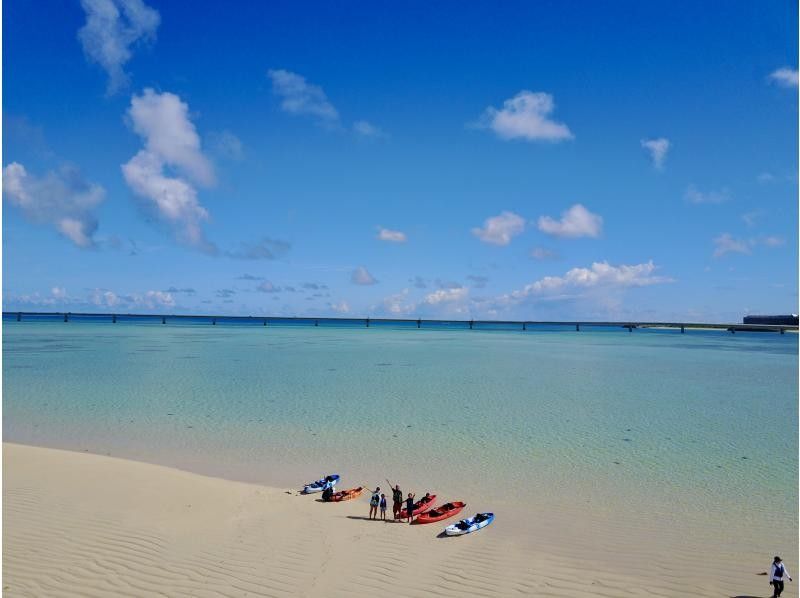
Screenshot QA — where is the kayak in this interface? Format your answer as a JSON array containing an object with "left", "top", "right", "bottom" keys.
[
  {"left": 396, "top": 494, "right": 437, "bottom": 519},
  {"left": 302, "top": 474, "right": 340, "bottom": 494},
  {"left": 413, "top": 501, "right": 465, "bottom": 524},
  {"left": 444, "top": 512, "right": 494, "bottom": 536},
  {"left": 328, "top": 487, "right": 363, "bottom": 502}
]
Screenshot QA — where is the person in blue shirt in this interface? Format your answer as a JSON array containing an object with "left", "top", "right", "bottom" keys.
[{"left": 379, "top": 493, "right": 387, "bottom": 521}]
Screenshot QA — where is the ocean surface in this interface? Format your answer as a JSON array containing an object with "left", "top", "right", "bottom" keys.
[{"left": 3, "top": 318, "right": 797, "bottom": 559}]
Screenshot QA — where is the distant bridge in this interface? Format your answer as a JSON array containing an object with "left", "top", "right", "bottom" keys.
[{"left": 4, "top": 312, "right": 797, "bottom": 334}]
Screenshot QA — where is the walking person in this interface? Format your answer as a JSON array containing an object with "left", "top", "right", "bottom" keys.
[
  {"left": 405, "top": 492, "right": 416, "bottom": 524},
  {"left": 386, "top": 479, "right": 403, "bottom": 520},
  {"left": 770, "top": 556, "right": 792, "bottom": 598},
  {"left": 369, "top": 487, "right": 380, "bottom": 520},
  {"left": 379, "top": 493, "right": 387, "bottom": 521}
]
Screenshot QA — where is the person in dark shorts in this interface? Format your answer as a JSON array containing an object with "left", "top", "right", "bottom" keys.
[
  {"left": 386, "top": 479, "right": 403, "bottom": 520},
  {"left": 770, "top": 556, "right": 792, "bottom": 597},
  {"left": 369, "top": 487, "right": 380, "bottom": 520},
  {"left": 379, "top": 493, "right": 387, "bottom": 521},
  {"left": 405, "top": 492, "right": 416, "bottom": 524}
]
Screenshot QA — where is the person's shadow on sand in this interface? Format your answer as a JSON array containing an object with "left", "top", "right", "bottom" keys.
[{"left": 345, "top": 515, "right": 404, "bottom": 522}]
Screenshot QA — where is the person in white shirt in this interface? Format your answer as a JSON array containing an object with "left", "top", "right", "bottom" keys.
[{"left": 770, "top": 556, "right": 792, "bottom": 598}]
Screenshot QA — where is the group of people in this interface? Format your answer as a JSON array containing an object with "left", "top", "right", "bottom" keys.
[{"left": 366, "top": 479, "right": 425, "bottom": 524}]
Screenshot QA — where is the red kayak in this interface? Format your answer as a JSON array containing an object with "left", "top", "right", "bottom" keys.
[
  {"left": 396, "top": 494, "right": 437, "bottom": 519},
  {"left": 413, "top": 501, "right": 465, "bottom": 524},
  {"left": 328, "top": 487, "right": 363, "bottom": 502}
]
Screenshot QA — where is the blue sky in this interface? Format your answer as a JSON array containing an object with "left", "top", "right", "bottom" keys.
[{"left": 3, "top": 0, "right": 797, "bottom": 322}]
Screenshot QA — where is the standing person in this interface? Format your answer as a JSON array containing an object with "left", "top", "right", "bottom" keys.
[
  {"left": 369, "top": 487, "right": 380, "bottom": 520},
  {"left": 405, "top": 492, "right": 416, "bottom": 524},
  {"left": 386, "top": 479, "right": 403, "bottom": 520},
  {"left": 379, "top": 493, "right": 387, "bottom": 521},
  {"left": 770, "top": 556, "right": 792, "bottom": 598}
]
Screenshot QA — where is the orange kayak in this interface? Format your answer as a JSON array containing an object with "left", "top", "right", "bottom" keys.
[
  {"left": 329, "top": 487, "right": 363, "bottom": 502},
  {"left": 413, "top": 501, "right": 465, "bottom": 524},
  {"left": 397, "top": 494, "right": 437, "bottom": 519}
]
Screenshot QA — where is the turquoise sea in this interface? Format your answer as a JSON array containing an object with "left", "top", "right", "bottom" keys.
[{"left": 3, "top": 319, "right": 797, "bottom": 558}]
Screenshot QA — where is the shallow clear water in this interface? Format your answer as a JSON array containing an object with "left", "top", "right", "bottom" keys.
[{"left": 3, "top": 320, "right": 797, "bottom": 549}]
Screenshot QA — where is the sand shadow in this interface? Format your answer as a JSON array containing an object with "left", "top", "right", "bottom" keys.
[{"left": 345, "top": 516, "right": 403, "bottom": 523}]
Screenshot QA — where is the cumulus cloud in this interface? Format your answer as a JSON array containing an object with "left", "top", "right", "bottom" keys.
[
  {"left": 768, "top": 67, "right": 799, "bottom": 88},
  {"left": 3, "top": 162, "right": 105, "bottom": 247},
  {"left": 379, "top": 289, "right": 415, "bottom": 315},
  {"left": 376, "top": 227, "right": 407, "bottom": 243},
  {"left": 78, "top": 0, "right": 160, "bottom": 94},
  {"left": 122, "top": 89, "right": 216, "bottom": 250},
  {"left": 762, "top": 235, "right": 786, "bottom": 247},
  {"left": 421, "top": 287, "right": 469, "bottom": 306},
  {"left": 351, "top": 266, "right": 377, "bottom": 285},
  {"left": 328, "top": 301, "right": 350, "bottom": 314},
  {"left": 500, "top": 261, "right": 672, "bottom": 305},
  {"left": 474, "top": 91, "right": 573, "bottom": 142},
  {"left": 471, "top": 211, "right": 526, "bottom": 245},
  {"left": 537, "top": 204, "right": 602, "bottom": 238},
  {"left": 641, "top": 137, "right": 670, "bottom": 169},
  {"left": 267, "top": 69, "right": 339, "bottom": 125},
  {"left": 685, "top": 185, "right": 729, "bottom": 204},
  {"left": 226, "top": 237, "right": 291, "bottom": 260}
]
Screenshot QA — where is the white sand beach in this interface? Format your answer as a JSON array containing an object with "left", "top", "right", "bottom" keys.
[{"left": 4, "top": 442, "right": 793, "bottom": 597}]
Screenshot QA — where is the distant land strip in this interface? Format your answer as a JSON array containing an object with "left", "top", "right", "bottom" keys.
[{"left": 3, "top": 312, "right": 797, "bottom": 334}]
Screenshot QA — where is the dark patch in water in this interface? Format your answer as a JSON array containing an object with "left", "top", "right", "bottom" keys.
[
  {"left": 622, "top": 438, "right": 632, "bottom": 442},
  {"left": 376, "top": 363, "right": 392, "bottom": 366}
]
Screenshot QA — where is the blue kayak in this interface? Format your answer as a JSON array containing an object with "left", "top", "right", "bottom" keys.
[
  {"left": 444, "top": 512, "right": 494, "bottom": 536},
  {"left": 302, "top": 474, "right": 340, "bottom": 494}
]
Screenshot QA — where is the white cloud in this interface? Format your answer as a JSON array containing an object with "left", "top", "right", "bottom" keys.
[
  {"left": 471, "top": 211, "right": 526, "bottom": 245},
  {"left": 768, "top": 67, "right": 799, "bottom": 88},
  {"left": 757, "top": 172, "right": 776, "bottom": 183},
  {"left": 78, "top": 0, "right": 160, "bottom": 95},
  {"left": 685, "top": 185, "right": 729, "bottom": 204},
  {"left": 267, "top": 69, "right": 339, "bottom": 125},
  {"left": 351, "top": 266, "right": 377, "bottom": 285},
  {"left": 3, "top": 161, "right": 105, "bottom": 247},
  {"left": 503, "top": 261, "right": 672, "bottom": 303},
  {"left": 376, "top": 227, "right": 407, "bottom": 243},
  {"left": 380, "top": 289, "right": 415, "bottom": 315},
  {"left": 353, "top": 120, "right": 385, "bottom": 138},
  {"left": 422, "top": 287, "right": 469, "bottom": 306},
  {"left": 641, "top": 137, "right": 670, "bottom": 169},
  {"left": 122, "top": 89, "right": 215, "bottom": 250},
  {"left": 713, "top": 233, "right": 751, "bottom": 258},
  {"left": 537, "top": 204, "right": 602, "bottom": 238},
  {"left": 474, "top": 91, "right": 573, "bottom": 142},
  {"left": 328, "top": 301, "right": 350, "bottom": 314}
]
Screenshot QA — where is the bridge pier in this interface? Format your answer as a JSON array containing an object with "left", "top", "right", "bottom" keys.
[
  {"left": 112, "top": 314, "right": 117, "bottom": 323},
  {"left": 366, "top": 317, "right": 370, "bottom": 328},
  {"left": 16, "top": 312, "right": 21, "bottom": 322},
  {"left": 162, "top": 316, "right": 166, "bottom": 325},
  {"left": 781, "top": 328, "right": 785, "bottom": 334},
  {"left": 64, "top": 313, "right": 69, "bottom": 322},
  {"left": 212, "top": 318, "right": 216, "bottom": 325},
  {"left": 315, "top": 320, "right": 319, "bottom": 327},
  {"left": 522, "top": 322, "right": 526, "bottom": 331},
  {"left": 263, "top": 319, "right": 267, "bottom": 326},
  {"left": 469, "top": 320, "right": 474, "bottom": 330},
  {"left": 576, "top": 323, "right": 580, "bottom": 332},
  {"left": 417, "top": 319, "right": 421, "bottom": 329},
  {"left": 680, "top": 325, "right": 684, "bottom": 333}
]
